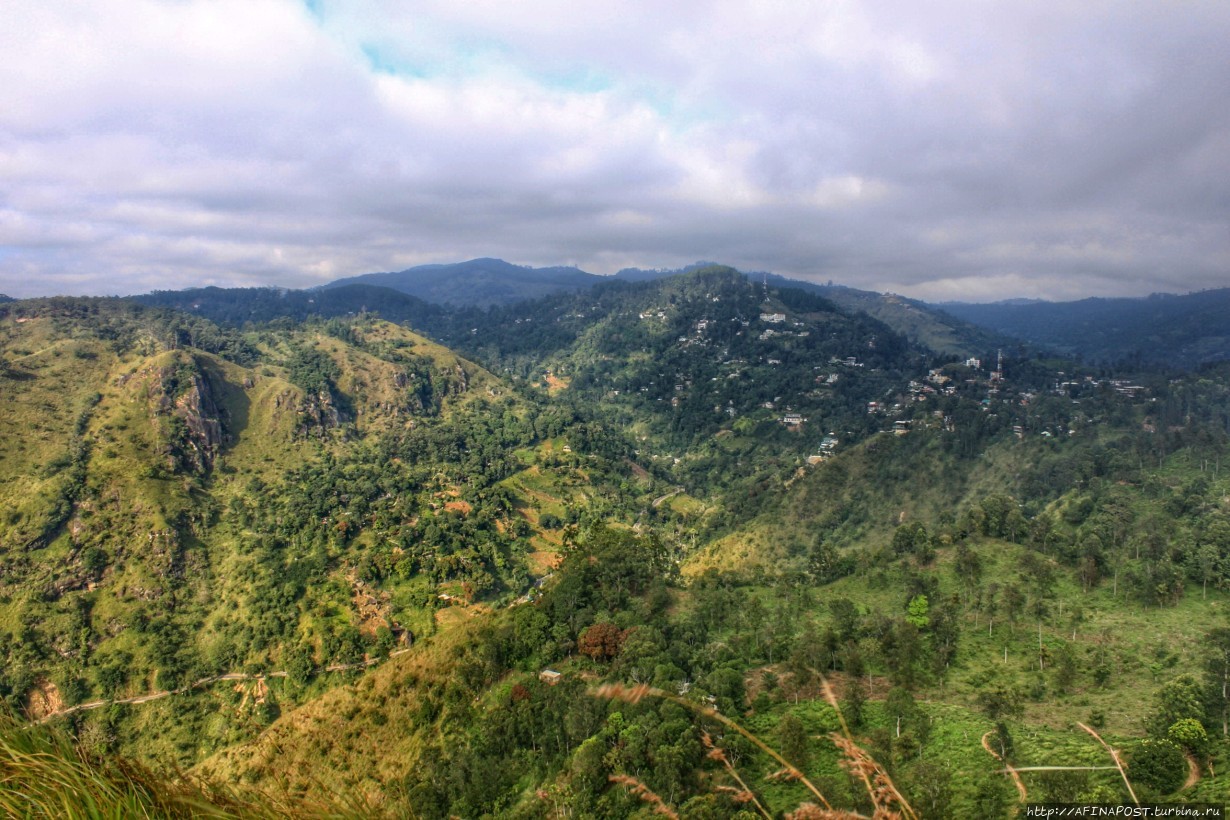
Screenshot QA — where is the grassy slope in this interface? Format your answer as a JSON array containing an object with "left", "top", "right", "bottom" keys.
[
  {"left": 0, "top": 314, "right": 532, "bottom": 740},
  {"left": 2, "top": 310, "right": 679, "bottom": 790},
  {"left": 684, "top": 425, "right": 975, "bottom": 576},
  {"left": 196, "top": 617, "right": 480, "bottom": 802},
  {"left": 8, "top": 302, "right": 1230, "bottom": 814}
]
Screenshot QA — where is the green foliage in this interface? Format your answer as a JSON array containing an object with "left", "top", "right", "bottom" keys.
[
  {"left": 0, "top": 710, "right": 361, "bottom": 818},
  {"left": 976, "top": 685, "right": 1024, "bottom": 722},
  {"left": 284, "top": 345, "right": 339, "bottom": 394},
  {"left": 5, "top": 282, "right": 1230, "bottom": 815},
  {"left": 1148, "top": 675, "right": 1205, "bottom": 737},
  {"left": 905, "top": 594, "right": 930, "bottom": 628},
  {"left": 1128, "top": 738, "right": 1186, "bottom": 795},
  {"left": 777, "top": 712, "right": 809, "bottom": 768},
  {"left": 1167, "top": 717, "right": 1208, "bottom": 758}
]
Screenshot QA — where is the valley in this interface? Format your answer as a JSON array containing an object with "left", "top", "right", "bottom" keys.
[{"left": 3, "top": 268, "right": 1230, "bottom": 817}]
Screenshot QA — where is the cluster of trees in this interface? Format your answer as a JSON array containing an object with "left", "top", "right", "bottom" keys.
[{"left": 398, "top": 521, "right": 986, "bottom": 816}]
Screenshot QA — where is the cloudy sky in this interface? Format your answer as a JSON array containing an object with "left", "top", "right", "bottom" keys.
[{"left": 2, "top": 1, "right": 1228, "bottom": 301}]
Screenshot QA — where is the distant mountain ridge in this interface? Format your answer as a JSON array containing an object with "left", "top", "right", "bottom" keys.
[
  {"left": 321, "top": 258, "right": 1004, "bottom": 357},
  {"left": 938, "top": 288, "right": 1230, "bottom": 367},
  {"left": 146, "top": 258, "right": 1230, "bottom": 366},
  {"left": 322, "top": 257, "right": 601, "bottom": 308}
]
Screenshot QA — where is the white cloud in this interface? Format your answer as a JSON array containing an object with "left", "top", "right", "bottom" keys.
[{"left": 1, "top": 0, "right": 1229, "bottom": 299}]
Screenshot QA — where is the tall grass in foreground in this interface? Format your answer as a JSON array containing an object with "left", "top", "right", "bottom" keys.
[
  {"left": 0, "top": 711, "right": 363, "bottom": 819},
  {"left": 593, "top": 678, "right": 918, "bottom": 820}
]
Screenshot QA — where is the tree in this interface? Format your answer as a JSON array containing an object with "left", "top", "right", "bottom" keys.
[
  {"left": 571, "top": 737, "right": 608, "bottom": 805},
  {"left": 1167, "top": 718, "right": 1209, "bottom": 761},
  {"left": 892, "top": 522, "right": 928, "bottom": 556},
  {"left": 811, "top": 538, "right": 852, "bottom": 583},
  {"left": 1203, "top": 626, "right": 1230, "bottom": 736},
  {"left": 1038, "top": 769, "right": 1090, "bottom": 803},
  {"left": 880, "top": 620, "right": 927, "bottom": 689},
  {"left": 885, "top": 687, "right": 929, "bottom": 746},
  {"left": 843, "top": 675, "right": 867, "bottom": 729},
  {"left": 1128, "top": 739, "right": 1186, "bottom": 795},
  {"left": 970, "top": 773, "right": 1014, "bottom": 819},
  {"left": 704, "top": 666, "right": 745, "bottom": 714},
  {"left": 785, "top": 622, "right": 824, "bottom": 688},
  {"left": 578, "top": 622, "right": 626, "bottom": 661},
  {"left": 828, "top": 598, "right": 861, "bottom": 642},
  {"left": 977, "top": 684, "right": 1024, "bottom": 722},
  {"left": 905, "top": 760, "right": 952, "bottom": 820},
  {"left": 286, "top": 643, "right": 316, "bottom": 686},
  {"left": 1051, "top": 641, "right": 1078, "bottom": 694},
  {"left": 905, "top": 595, "right": 930, "bottom": 629},
  {"left": 1147, "top": 675, "right": 1204, "bottom": 737},
  {"left": 953, "top": 543, "right": 983, "bottom": 607},
  {"left": 778, "top": 713, "right": 810, "bottom": 769}
]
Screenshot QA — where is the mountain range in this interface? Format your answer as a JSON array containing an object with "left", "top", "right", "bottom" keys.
[
  {"left": 322, "top": 257, "right": 601, "bottom": 308},
  {"left": 307, "top": 258, "right": 1230, "bottom": 367},
  {"left": 4, "top": 263, "right": 1230, "bottom": 816},
  {"left": 940, "top": 289, "right": 1230, "bottom": 367}
]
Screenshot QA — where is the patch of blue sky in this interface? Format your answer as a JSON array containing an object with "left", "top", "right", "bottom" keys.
[
  {"left": 355, "top": 33, "right": 724, "bottom": 133},
  {"left": 358, "top": 35, "right": 510, "bottom": 80},
  {"left": 360, "top": 43, "right": 434, "bottom": 79},
  {"left": 533, "top": 66, "right": 613, "bottom": 95},
  {"left": 631, "top": 82, "right": 730, "bottom": 132}
]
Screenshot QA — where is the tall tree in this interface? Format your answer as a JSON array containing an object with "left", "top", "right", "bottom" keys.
[
  {"left": 1203, "top": 627, "right": 1230, "bottom": 737},
  {"left": 778, "top": 713, "right": 810, "bottom": 770}
]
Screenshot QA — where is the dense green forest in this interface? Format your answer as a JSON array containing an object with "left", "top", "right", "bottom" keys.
[
  {"left": 4, "top": 271, "right": 1230, "bottom": 817},
  {"left": 942, "top": 288, "right": 1230, "bottom": 368}
]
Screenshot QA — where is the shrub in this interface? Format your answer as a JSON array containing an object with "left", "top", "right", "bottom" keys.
[{"left": 1128, "top": 738, "right": 1185, "bottom": 795}]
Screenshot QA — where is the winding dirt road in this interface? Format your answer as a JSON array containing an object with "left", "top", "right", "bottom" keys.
[
  {"left": 33, "top": 648, "right": 412, "bottom": 724},
  {"left": 981, "top": 730, "right": 1028, "bottom": 802}
]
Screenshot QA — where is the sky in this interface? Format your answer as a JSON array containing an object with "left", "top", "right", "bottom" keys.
[{"left": 2, "top": 1, "right": 1229, "bottom": 302}]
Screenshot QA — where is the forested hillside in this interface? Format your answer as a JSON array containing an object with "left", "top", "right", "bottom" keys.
[
  {"left": 4, "top": 282, "right": 1230, "bottom": 817},
  {"left": 940, "top": 289, "right": 1230, "bottom": 368},
  {"left": 322, "top": 258, "right": 602, "bottom": 308},
  {"left": 136, "top": 283, "right": 440, "bottom": 329},
  {"left": 0, "top": 297, "right": 657, "bottom": 766}
]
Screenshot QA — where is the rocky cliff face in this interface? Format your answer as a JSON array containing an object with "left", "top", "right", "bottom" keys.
[
  {"left": 149, "top": 359, "right": 223, "bottom": 474},
  {"left": 297, "top": 388, "right": 343, "bottom": 437}
]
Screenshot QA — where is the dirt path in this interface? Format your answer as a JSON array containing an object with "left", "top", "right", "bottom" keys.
[
  {"left": 652, "top": 487, "right": 684, "bottom": 508},
  {"left": 982, "top": 730, "right": 1028, "bottom": 802},
  {"left": 1185, "top": 752, "right": 1201, "bottom": 789},
  {"left": 33, "top": 648, "right": 414, "bottom": 725}
]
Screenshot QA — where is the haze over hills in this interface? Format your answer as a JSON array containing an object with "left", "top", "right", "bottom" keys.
[
  {"left": 322, "top": 257, "right": 602, "bottom": 308},
  {"left": 144, "top": 257, "right": 1230, "bottom": 374},
  {"left": 941, "top": 288, "right": 1230, "bottom": 368},
  {"left": 315, "top": 258, "right": 1012, "bottom": 359}
]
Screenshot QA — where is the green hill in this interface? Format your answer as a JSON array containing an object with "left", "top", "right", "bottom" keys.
[
  {"left": 5, "top": 292, "right": 1230, "bottom": 817},
  {"left": 940, "top": 289, "right": 1230, "bottom": 367},
  {"left": 322, "top": 257, "right": 603, "bottom": 308},
  {"left": 0, "top": 297, "right": 656, "bottom": 768}
]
